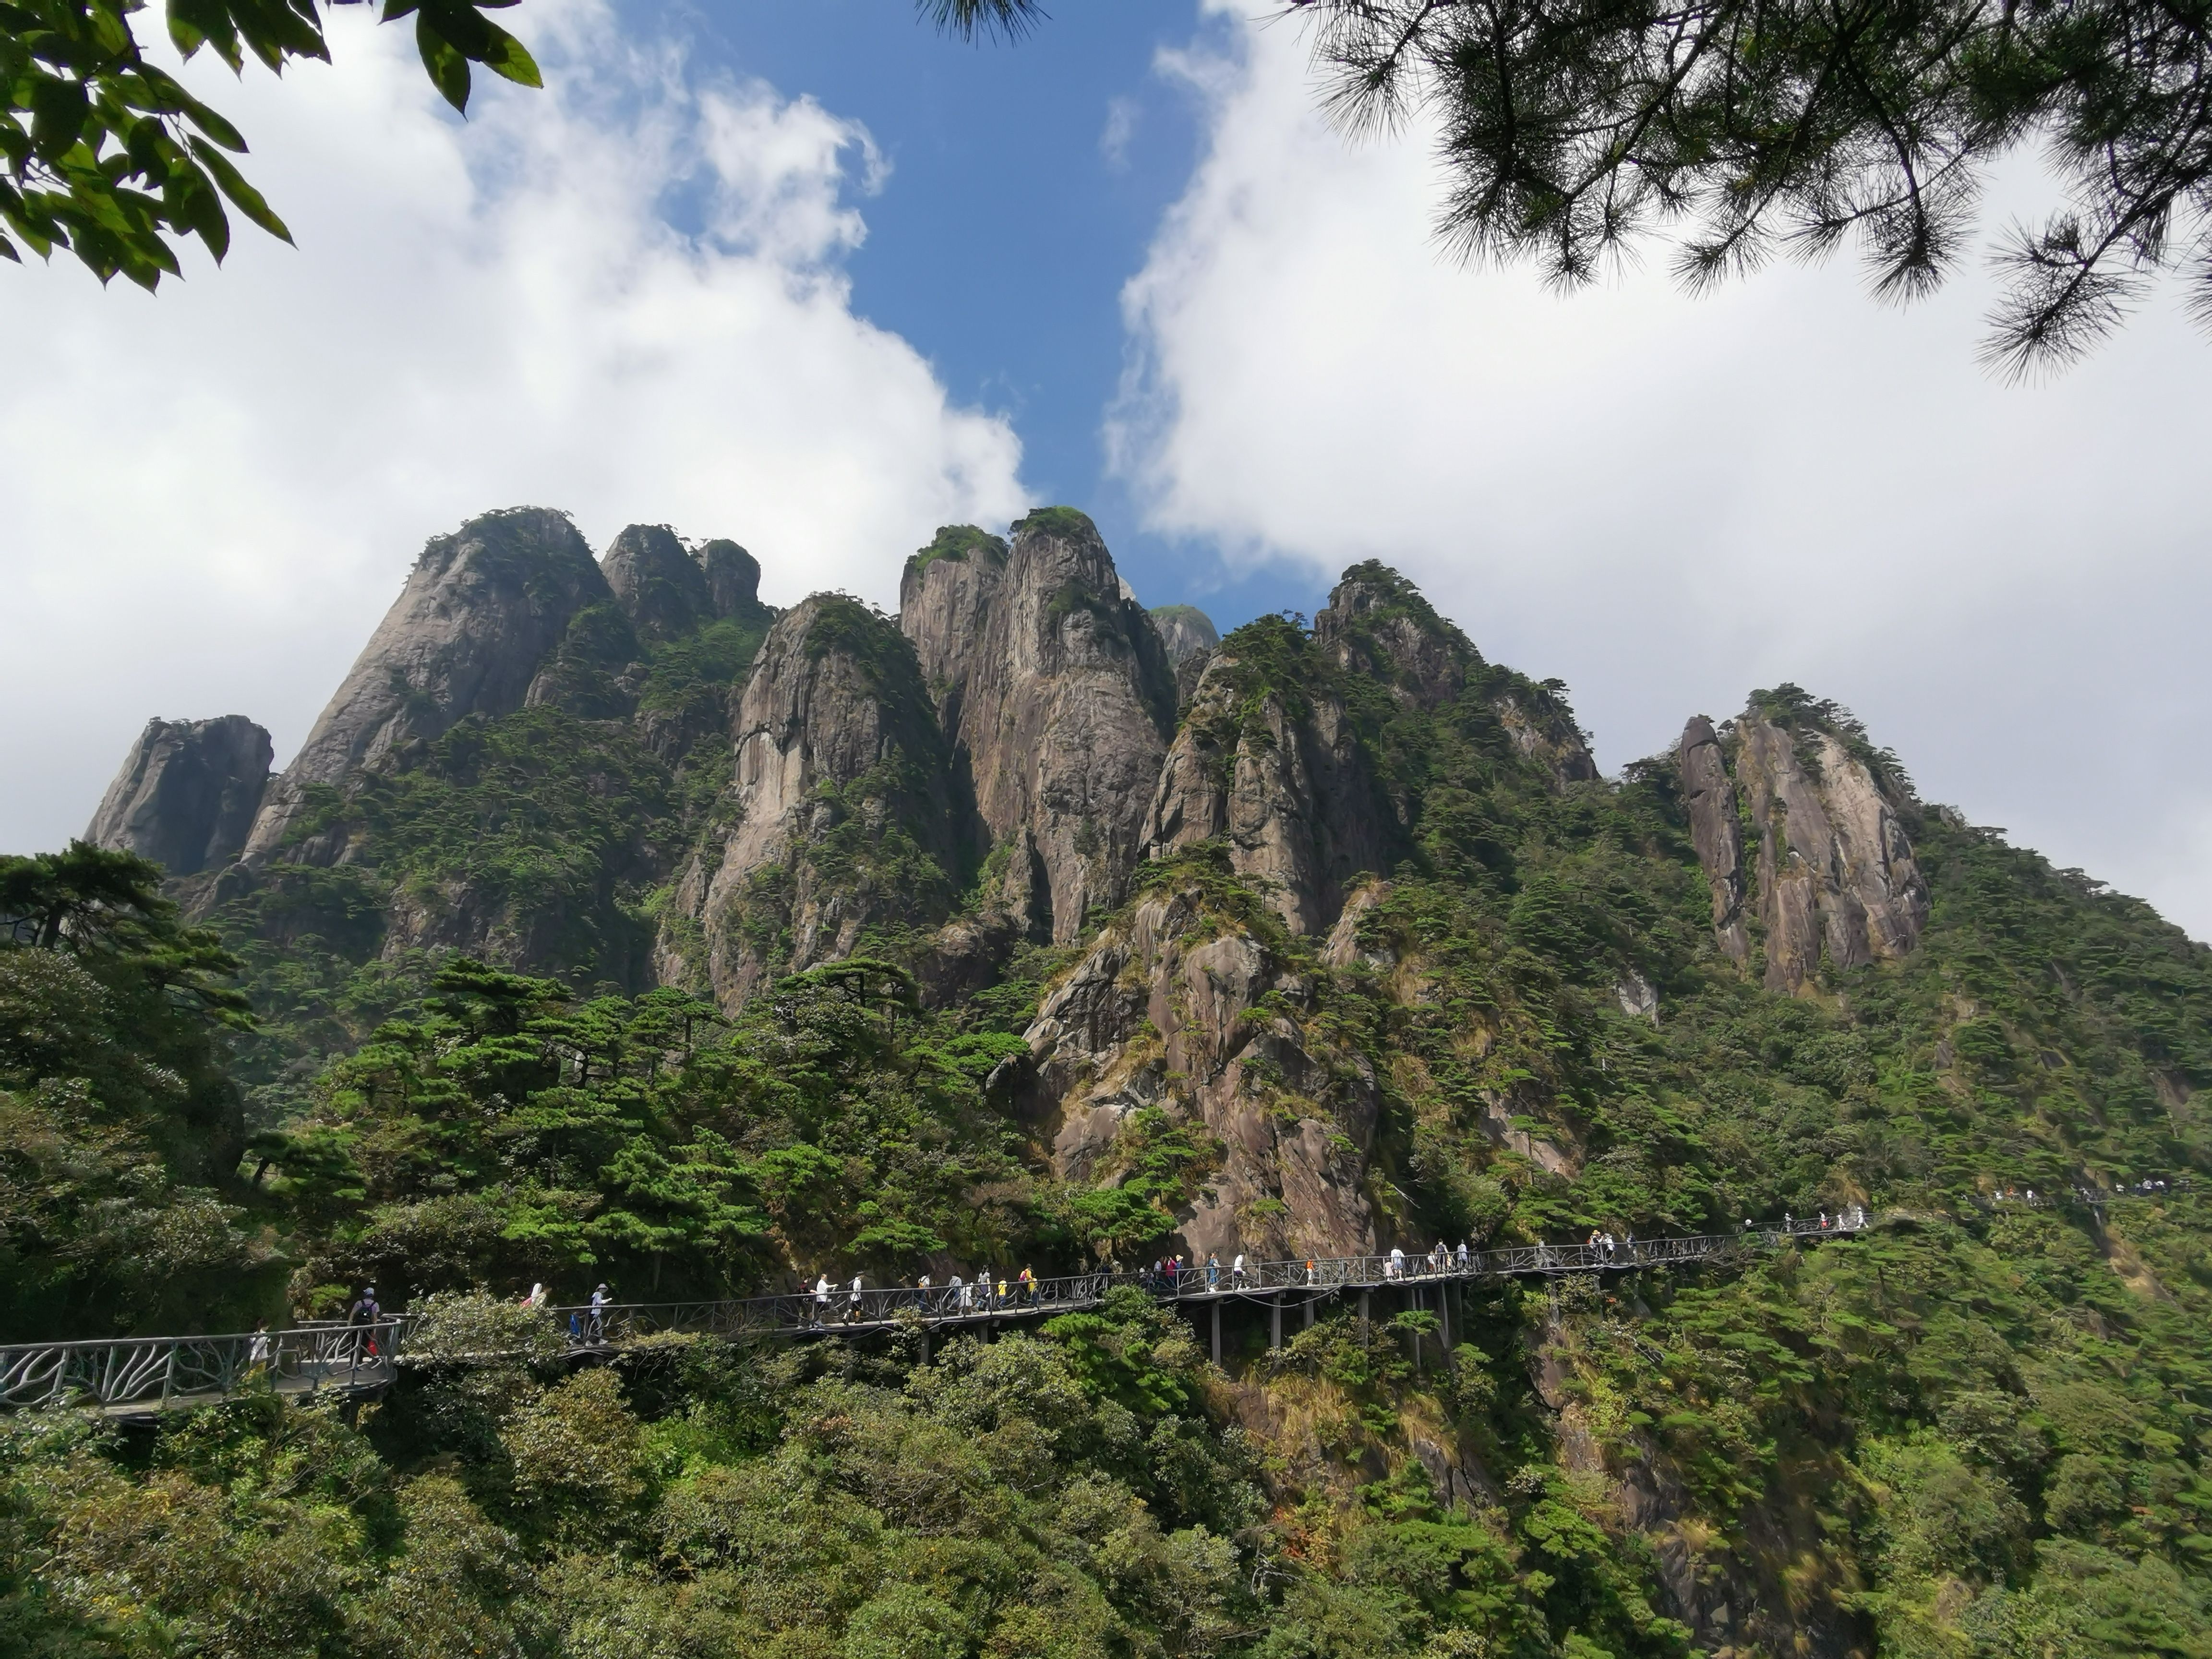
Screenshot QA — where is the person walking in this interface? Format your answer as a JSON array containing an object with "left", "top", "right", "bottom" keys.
[
  {"left": 1388, "top": 1245, "right": 1405, "bottom": 1281},
  {"left": 1456, "top": 1239, "right": 1470, "bottom": 1271},
  {"left": 1205, "top": 1253, "right": 1220, "bottom": 1292},
  {"left": 814, "top": 1274, "right": 831, "bottom": 1329},
  {"left": 1305, "top": 1258, "right": 1317, "bottom": 1286},
  {"left": 348, "top": 1287, "right": 381, "bottom": 1363},
  {"left": 1231, "top": 1252, "right": 1247, "bottom": 1289},
  {"left": 246, "top": 1321, "right": 271, "bottom": 1382},
  {"left": 847, "top": 1273, "right": 864, "bottom": 1324},
  {"left": 589, "top": 1284, "right": 610, "bottom": 1345},
  {"left": 915, "top": 1272, "right": 932, "bottom": 1314}
]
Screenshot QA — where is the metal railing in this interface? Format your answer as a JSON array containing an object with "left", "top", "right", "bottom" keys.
[
  {"left": 0, "top": 1321, "right": 401, "bottom": 1412},
  {"left": 0, "top": 1212, "right": 1871, "bottom": 1412},
  {"left": 547, "top": 1213, "right": 1870, "bottom": 1346}
]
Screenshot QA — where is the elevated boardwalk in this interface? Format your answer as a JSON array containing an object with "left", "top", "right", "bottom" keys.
[{"left": 0, "top": 1216, "right": 1870, "bottom": 1416}]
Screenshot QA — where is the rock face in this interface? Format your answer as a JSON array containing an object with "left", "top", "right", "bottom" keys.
[
  {"left": 1142, "top": 641, "right": 1395, "bottom": 937},
  {"left": 1679, "top": 707, "right": 1929, "bottom": 992},
  {"left": 664, "top": 596, "right": 963, "bottom": 1008},
  {"left": 1021, "top": 884, "right": 1380, "bottom": 1262},
  {"left": 900, "top": 510, "right": 1177, "bottom": 944},
  {"left": 85, "top": 716, "right": 274, "bottom": 877},
  {"left": 1147, "top": 604, "right": 1220, "bottom": 669},
  {"left": 700, "top": 539, "right": 773, "bottom": 626},
  {"left": 1676, "top": 717, "right": 1750, "bottom": 963},
  {"left": 1314, "top": 561, "right": 1599, "bottom": 789},
  {"left": 603, "top": 523, "right": 715, "bottom": 643},
  {"left": 243, "top": 508, "right": 610, "bottom": 863}
]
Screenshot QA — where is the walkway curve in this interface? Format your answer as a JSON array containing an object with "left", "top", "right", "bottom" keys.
[{"left": 0, "top": 1215, "right": 1871, "bottom": 1415}]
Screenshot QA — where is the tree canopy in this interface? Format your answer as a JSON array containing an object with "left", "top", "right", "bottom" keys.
[{"left": 1317, "top": 0, "right": 2212, "bottom": 373}]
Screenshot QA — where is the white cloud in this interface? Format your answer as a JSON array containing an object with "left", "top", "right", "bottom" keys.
[
  {"left": 0, "top": 0, "right": 1026, "bottom": 854},
  {"left": 1099, "top": 95, "right": 1140, "bottom": 170},
  {"left": 1115, "top": 7, "right": 2212, "bottom": 940}
]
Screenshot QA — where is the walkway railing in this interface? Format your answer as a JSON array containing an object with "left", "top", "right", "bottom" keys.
[
  {"left": 0, "top": 1321, "right": 401, "bottom": 1413},
  {"left": 0, "top": 1214, "right": 1869, "bottom": 1413}
]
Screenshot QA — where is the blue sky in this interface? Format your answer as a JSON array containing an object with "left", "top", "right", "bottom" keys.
[{"left": 670, "top": 0, "right": 1311, "bottom": 629}]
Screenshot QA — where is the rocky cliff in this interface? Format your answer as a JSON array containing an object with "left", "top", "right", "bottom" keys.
[
  {"left": 242, "top": 508, "right": 612, "bottom": 864},
  {"left": 1142, "top": 624, "right": 1395, "bottom": 938},
  {"left": 661, "top": 596, "right": 964, "bottom": 1006},
  {"left": 1020, "top": 870, "right": 1382, "bottom": 1260},
  {"left": 1677, "top": 695, "right": 1929, "bottom": 991},
  {"left": 1148, "top": 603, "right": 1219, "bottom": 669},
  {"left": 900, "top": 509, "right": 1177, "bottom": 944},
  {"left": 84, "top": 716, "right": 273, "bottom": 877}
]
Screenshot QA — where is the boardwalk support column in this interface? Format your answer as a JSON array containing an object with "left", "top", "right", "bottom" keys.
[
  {"left": 1271, "top": 1295, "right": 1283, "bottom": 1352},
  {"left": 1211, "top": 1302, "right": 1222, "bottom": 1365},
  {"left": 1358, "top": 1289, "right": 1370, "bottom": 1341},
  {"left": 1304, "top": 1296, "right": 1315, "bottom": 1332}
]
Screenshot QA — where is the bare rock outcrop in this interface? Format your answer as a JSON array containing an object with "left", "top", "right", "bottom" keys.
[
  {"left": 1021, "top": 884, "right": 1380, "bottom": 1262},
  {"left": 1147, "top": 604, "right": 1219, "bottom": 670},
  {"left": 243, "top": 507, "right": 609, "bottom": 862},
  {"left": 1732, "top": 716, "right": 1928, "bottom": 991},
  {"left": 1679, "top": 705, "right": 1928, "bottom": 992},
  {"left": 1142, "top": 647, "right": 1394, "bottom": 937},
  {"left": 899, "top": 510, "right": 1176, "bottom": 944},
  {"left": 603, "top": 523, "right": 715, "bottom": 644},
  {"left": 85, "top": 716, "right": 274, "bottom": 877},
  {"left": 701, "top": 540, "right": 772, "bottom": 625},
  {"left": 1676, "top": 716, "right": 1750, "bottom": 962},
  {"left": 664, "top": 596, "right": 962, "bottom": 1009}
]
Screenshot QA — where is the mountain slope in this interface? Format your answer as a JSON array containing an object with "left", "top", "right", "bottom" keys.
[{"left": 35, "top": 503, "right": 2212, "bottom": 1658}]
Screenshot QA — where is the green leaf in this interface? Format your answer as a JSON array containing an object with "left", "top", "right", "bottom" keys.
[
  {"left": 30, "top": 75, "right": 91, "bottom": 163},
  {"left": 415, "top": 13, "right": 470, "bottom": 112},
  {"left": 477, "top": 18, "right": 539, "bottom": 88},
  {"left": 186, "top": 136, "right": 290, "bottom": 243}
]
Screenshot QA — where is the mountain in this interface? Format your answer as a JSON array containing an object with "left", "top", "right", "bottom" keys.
[{"left": 40, "top": 503, "right": 2212, "bottom": 1658}]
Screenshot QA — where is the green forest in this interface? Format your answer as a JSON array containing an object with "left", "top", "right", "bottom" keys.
[{"left": 5, "top": 564, "right": 2212, "bottom": 1658}]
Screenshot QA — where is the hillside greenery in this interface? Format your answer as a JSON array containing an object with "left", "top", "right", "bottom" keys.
[{"left": 5, "top": 575, "right": 2212, "bottom": 1654}]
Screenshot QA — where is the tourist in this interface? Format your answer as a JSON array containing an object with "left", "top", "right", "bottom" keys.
[
  {"left": 1388, "top": 1245, "right": 1405, "bottom": 1281},
  {"left": 589, "top": 1284, "right": 610, "bottom": 1344},
  {"left": 1456, "top": 1240, "right": 1470, "bottom": 1271},
  {"left": 1231, "top": 1252, "right": 1247, "bottom": 1288},
  {"left": 1306, "top": 1258, "right": 1318, "bottom": 1286},
  {"left": 814, "top": 1274, "right": 831, "bottom": 1328},
  {"left": 1206, "top": 1253, "right": 1221, "bottom": 1292},
  {"left": 846, "top": 1273, "right": 864, "bottom": 1323}
]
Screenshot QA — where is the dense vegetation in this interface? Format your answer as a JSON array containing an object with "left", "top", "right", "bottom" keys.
[{"left": 5, "top": 578, "right": 2211, "bottom": 1654}]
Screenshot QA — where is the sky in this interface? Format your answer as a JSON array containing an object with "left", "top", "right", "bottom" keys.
[{"left": 4, "top": 0, "right": 2209, "bottom": 941}]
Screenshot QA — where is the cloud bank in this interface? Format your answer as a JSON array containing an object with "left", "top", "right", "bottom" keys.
[
  {"left": 0, "top": 0, "right": 1026, "bottom": 854},
  {"left": 1114, "top": 6, "right": 2212, "bottom": 938}
]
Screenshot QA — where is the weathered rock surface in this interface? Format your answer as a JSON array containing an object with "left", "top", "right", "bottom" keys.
[
  {"left": 900, "top": 510, "right": 1176, "bottom": 944},
  {"left": 243, "top": 508, "right": 609, "bottom": 862},
  {"left": 663, "top": 596, "right": 962, "bottom": 1009},
  {"left": 1729, "top": 714, "right": 1929, "bottom": 992},
  {"left": 700, "top": 539, "right": 772, "bottom": 625},
  {"left": 1676, "top": 716, "right": 1751, "bottom": 962},
  {"left": 85, "top": 716, "right": 274, "bottom": 877},
  {"left": 1314, "top": 561, "right": 1597, "bottom": 788},
  {"left": 603, "top": 523, "right": 715, "bottom": 643},
  {"left": 1142, "top": 650, "right": 1395, "bottom": 937},
  {"left": 1147, "top": 604, "right": 1220, "bottom": 669},
  {"left": 1021, "top": 886, "right": 1380, "bottom": 1262}
]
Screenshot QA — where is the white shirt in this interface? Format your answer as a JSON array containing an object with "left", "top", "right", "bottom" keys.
[
  {"left": 1232, "top": 1255, "right": 1244, "bottom": 1272},
  {"left": 816, "top": 1276, "right": 830, "bottom": 1299}
]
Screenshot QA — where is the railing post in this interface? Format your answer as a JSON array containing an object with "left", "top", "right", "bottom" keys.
[{"left": 160, "top": 1340, "right": 177, "bottom": 1408}]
